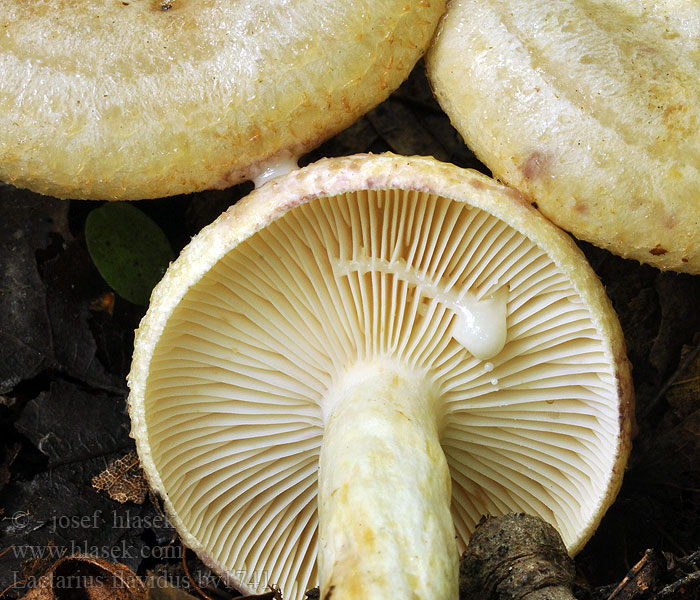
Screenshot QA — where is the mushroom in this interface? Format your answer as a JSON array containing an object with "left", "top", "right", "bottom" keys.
[
  {"left": 0, "top": 0, "right": 444, "bottom": 200},
  {"left": 426, "top": 0, "right": 700, "bottom": 273},
  {"left": 128, "top": 154, "right": 634, "bottom": 599}
]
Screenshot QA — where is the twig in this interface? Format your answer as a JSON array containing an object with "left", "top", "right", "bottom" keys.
[
  {"left": 653, "top": 571, "right": 700, "bottom": 600},
  {"left": 607, "top": 549, "right": 657, "bottom": 600},
  {"left": 181, "top": 544, "right": 216, "bottom": 600},
  {"left": 677, "top": 549, "right": 700, "bottom": 569},
  {"left": 0, "top": 576, "right": 27, "bottom": 600}
]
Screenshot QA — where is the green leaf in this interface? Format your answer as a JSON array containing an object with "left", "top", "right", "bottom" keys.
[{"left": 85, "top": 203, "right": 174, "bottom": 305}]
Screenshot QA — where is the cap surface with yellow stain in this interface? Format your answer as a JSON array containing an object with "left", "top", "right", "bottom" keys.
[
  {"left": 427, "top": 0, "right": 700, "bottom": 273},
  {"left": 0, "top": 0, "right": 445, "bottom": 200}
]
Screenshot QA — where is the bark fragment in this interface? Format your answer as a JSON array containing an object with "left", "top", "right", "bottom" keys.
[{"left": 460, "top": 513, "right": 576, "bottom": 600}]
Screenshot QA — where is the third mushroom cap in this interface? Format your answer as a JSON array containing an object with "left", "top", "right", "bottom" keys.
[
  {"left": 426, "top": 0, "right": 700, "bottom": 273},
  {"left": 128, "top": 154, "right": 634, "bottom": 599}
]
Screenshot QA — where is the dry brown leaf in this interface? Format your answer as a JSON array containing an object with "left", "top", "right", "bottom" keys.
[
  {"left": 20, "top": 555, "right": 147, "bottom": 600},
  {"left": 92, "top": 450, "right": 148, "bottom": 504}
]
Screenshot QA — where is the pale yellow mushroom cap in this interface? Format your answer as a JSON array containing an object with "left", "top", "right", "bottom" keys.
[
  {"left": 128, "top": 154, "right": 634, "bottom": 599},
  {"left": 0, "top": 0, "right": 445, "bottom": 200},
  {"left": 426, "top": 0, "right": 700, "bottom": 273}
]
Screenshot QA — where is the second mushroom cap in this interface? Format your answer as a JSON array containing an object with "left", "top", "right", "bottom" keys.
[{"left": 0, "top": 0, "right": 445, "bottom": 200}]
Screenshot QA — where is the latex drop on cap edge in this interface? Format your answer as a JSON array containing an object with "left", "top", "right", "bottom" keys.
[{"left": 252, "top": 155, "right": 300, "bottom": 188}]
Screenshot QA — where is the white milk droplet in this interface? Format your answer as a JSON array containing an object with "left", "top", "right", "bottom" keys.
[
  {"left": 333, "top": 254, "right": 509, "bottom": 361},
  {"left": 484, "top": 362, "right": 494, "bottom": 373},
  {"left": 252, "top": 155, "right": 300, "bottom": 187},
  {"left": 450, "top": 286, "right": 508, "bottom": 360}
]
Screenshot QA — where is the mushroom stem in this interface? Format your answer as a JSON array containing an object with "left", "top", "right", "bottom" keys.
[{"left": 318, "top": 362, "right": 458, "bottom": 599}]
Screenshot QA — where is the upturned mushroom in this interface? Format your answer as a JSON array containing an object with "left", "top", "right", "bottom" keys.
[
  {"left": 0, "top": 0, "right": 444, "bottom": 200},
  {"left": 426, "top": 0, "right": 700, "bottom": 273},
  {"left": 128, "top": 154, "right": 634, "bottom": 599}
]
